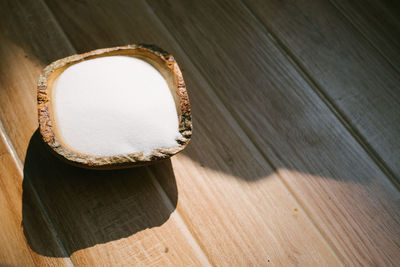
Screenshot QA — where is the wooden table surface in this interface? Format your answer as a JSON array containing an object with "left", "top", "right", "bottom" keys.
[{"left": 0, "top": 0, "right": 399, "bottom": 266}]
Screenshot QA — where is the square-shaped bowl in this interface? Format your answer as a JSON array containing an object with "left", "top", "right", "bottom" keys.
[{"left": 37, "top": 44, "right": 192, "bottom": 169}]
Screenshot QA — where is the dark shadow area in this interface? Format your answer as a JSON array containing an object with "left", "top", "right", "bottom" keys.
[
  {"left": 0, "top": 0, "right": 373, "bottom": 184},
  {"left": 22, "top": 130, "right": 178, "bottom": 257},
  {"left": 0, "top": 0, "right": 395, "bottom": 265},
  {"left": 0, "top": 0, "right": 73, "bottom": 65}
]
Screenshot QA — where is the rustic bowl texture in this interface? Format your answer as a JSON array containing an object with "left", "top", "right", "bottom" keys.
[{"left": 37, "top": 44, "right": 192, "bottom": 169}]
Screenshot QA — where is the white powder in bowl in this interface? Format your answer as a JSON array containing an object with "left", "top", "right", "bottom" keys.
[{"left": 52, "top": 55, "right": 181, "bottom": 156}]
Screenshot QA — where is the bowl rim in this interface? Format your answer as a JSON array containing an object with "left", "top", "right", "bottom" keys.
[{"left": 37, "top": 44, "right": 192, "bottom": 169}]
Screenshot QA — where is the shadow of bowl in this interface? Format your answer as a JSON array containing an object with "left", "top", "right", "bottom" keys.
[{"left": 22, "top": 130, "right": 178, "bottom": 257}]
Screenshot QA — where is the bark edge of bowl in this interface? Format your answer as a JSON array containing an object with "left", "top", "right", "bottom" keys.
[{"left": 37, "top": 44, "right": 192, "bottom": 169}]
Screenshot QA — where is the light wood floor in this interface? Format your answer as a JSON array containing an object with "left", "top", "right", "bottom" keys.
[{"left": 0, "top": 0, "right": 399, "bottom": 266}]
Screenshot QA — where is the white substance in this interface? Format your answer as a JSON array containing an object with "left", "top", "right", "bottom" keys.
[{"left": 52, "top": 56, "right": 181, "bottom": 156}]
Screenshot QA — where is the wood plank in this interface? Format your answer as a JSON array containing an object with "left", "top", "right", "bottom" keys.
[
  {"left": 137, "top": 0, "right": 400, "bottom": 265},
  {"left": 242, "top": 0, "right": 400, "bottom": 180},
  {"left": 0, "top": 0, "right": 73, "bottom": 162},
  {"left": 23, "top": 130, "right": 206, "bottom": 266},
  {"left": 331, "top": 0, "right": 400, "bottom": 68},
  {"left": 41, "top": 0, "right": 342, "bottom": 265},
  {"left": 0, "top": 128, "right": 71, "bottom": 266},
  {"left": 0, "top": 0, "right": 208, "bottom": 265}
]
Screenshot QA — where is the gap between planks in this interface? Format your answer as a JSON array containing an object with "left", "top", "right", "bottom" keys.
[
  {"left": 0, "top": 121, "right": 23, "bottom": 174},
  {"left": 29, "top": 0, "right": 213, "bottom": 263},
  {"left": 141, "top": 0, "right": 344, "bottom": 263},
  {"left": 328, "top": 0, "right": 400, "bottom": 74},
  {"left": 146, "top": 168, "right": 212, "bottom": 266},
  {"left": 238, "top": 0, "right": 400, "bottom": 192},
  {"left": 35, "top": 0, "right": 372, "bottom": 263},
  {"left": 0, "top": 120, "right": 75, "bottom": 266}
]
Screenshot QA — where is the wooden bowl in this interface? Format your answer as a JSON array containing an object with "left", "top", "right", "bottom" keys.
[{"left": 37, "top": 44, "right": 192, "bottom": 169}]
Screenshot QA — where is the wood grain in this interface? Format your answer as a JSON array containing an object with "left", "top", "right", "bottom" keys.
[
  {"left": 0, "top": 0, "right": 73, "bottom": 162},
  {"left": 32, "top": 0, "right": 341, "bottom": 265},
  {"left": 142, "top": 0, "right": 400, "bottom": 265},
  {"left": 23, "top": 131, "right": 206, "bottom": 266},
  {"left": 0, "top": 128, "right": 72, "bottom": 266},
  {"left": 242, "top": 0, "right": 400, "bottom": 180},
  {"left": 331, "top": 0, "right": 400, "bottom": 68},
  {"left": 1, "top": 0, "right": 399, "bottom": 265},
  {"left": 0, "top": 0, "right": 207, "bottom": 265}
]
